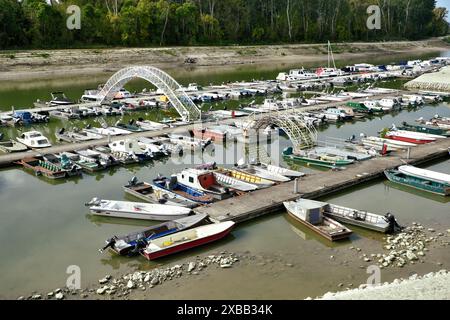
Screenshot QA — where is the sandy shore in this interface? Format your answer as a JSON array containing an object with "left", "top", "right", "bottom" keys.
[
  {"left": 1, "top": 38, "right": 449, "bottom": 82},
  {"left": 319, "top": 270, "right": 450, "bottom": 300}
]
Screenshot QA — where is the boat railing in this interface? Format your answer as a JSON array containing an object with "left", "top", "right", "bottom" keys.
[{"left": 331, "top": 205, "right": 380, "bottom": 224}]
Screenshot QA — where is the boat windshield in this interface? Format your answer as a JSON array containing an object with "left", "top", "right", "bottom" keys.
[
  {"left": 29, "top": 133, "right": 41, "bottom": 138},
  {"left": 37, "top": 139, "right": 48, "bottom": 145}
]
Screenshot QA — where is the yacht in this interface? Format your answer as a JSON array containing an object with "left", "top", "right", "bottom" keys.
[{"left": 16, "top": 131, "right": 52, "bottom": 148}]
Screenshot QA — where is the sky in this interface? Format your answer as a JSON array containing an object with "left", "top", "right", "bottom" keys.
[{"left": 437, "top": 0, "right": 450, "bottom": 21}]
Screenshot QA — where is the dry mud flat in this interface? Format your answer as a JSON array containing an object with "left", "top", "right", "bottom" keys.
[{"left": 1, "top": 38, "right": 449, "bottom": 82}]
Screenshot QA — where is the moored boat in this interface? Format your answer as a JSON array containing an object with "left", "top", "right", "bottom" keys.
[
  {"left": 216, "top": 168, "right": 275, "bottom": 189},
  {"left": 312, "top": 200, "right": 402, "bottom": 233},
  {"left": 399, "top": 122, "right": 450, "bottom": 137},
  {"left": 0, "top": 140, "right": 28, "bottom": 153},
  {"left": 282, "top": 147, "right": 353, "bottom": 169},
  {"left": 16, "top": 157, "right": 67, "bottom": 179},
  {"left": 384, "top": 168, "right": 450, "bottom": 196},
  {"left": 398, "top": 165, "right": 450, "bottom": 186},
  {"left": 259, "top": 163, "right": 305, "bottom": 178},
  {"left": 234, "top": 164, "right": 291, "bottom": 183},
  {"left": 123, "top": 177, "right": 198, "bottom": 208},
  {"left": 100, "top": 214, "right": 210, "bottom": 256},
  {"left": 16, "top": 131, "right": 51, "bottom": 148},
  {"left": 85, "top": 198, "right": 193, "bottom": 221},
  {"left": 283, "top": 199, "right": 352, "bottom": 241},
  {"left": 176, "top": 168, "right": 234, "bottom": 200},
  {"left": 141, "top": 221, "right": 235, "bottom": 260},
  {"left": 361, "top": 136, "right": 416, "bottom": 150},
  {"left": 384, "top": 131, "right": 436, "bottom": 144},
  {"left": 152, "top": 175, "right": 215, "bottom": 204}
]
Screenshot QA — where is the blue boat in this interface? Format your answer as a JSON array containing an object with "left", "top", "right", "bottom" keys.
[
  {"left": 384, "top": 169, "right": 450, "bottom": 196},
  {"left": 13, "top": 111, "right": 33, "bottom": 125},
  {"left": 100, "top": 214, "right": 209, "bottom": 256},
  {"left": 152, "top": 176, "right": 215, "bottom": 204}
]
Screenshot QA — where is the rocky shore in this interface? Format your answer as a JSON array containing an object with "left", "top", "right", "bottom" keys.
[{"left": 18, "top": 252, "right": 242, "bottom": 300}]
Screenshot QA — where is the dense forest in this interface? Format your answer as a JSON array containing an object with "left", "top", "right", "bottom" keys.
[{"left": 0, "top": 0, "right": 449, "bottom": 49}]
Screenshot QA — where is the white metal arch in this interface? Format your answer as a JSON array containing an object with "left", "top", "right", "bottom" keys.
[
  {"left": 98, "top": 66, "right": 201, "bottom": 122},
  {"left": 249, "top": 113, "right": 317, "bottom": 152}
]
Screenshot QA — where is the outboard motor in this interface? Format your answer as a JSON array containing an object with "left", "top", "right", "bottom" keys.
[
  {"left": 58, "top": 128, "right": 65, "bottom": 135},
  {"left": 385, "top": 212, "right": 404, "bottom": 233},
  {"left": 0, "top": 133, "right": 3, "bottom": 141},
  {"left": 99, "top": 237, "right": 117, "bottom": 253},
  {"left": 128, "top": 176, "right": 139, "bottom": 186}
]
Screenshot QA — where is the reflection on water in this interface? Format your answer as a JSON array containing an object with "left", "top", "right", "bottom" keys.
[{"left": 383, "top": 180, "right": 450, "bottom": 204}]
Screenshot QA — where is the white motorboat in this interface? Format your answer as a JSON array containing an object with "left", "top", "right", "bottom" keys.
[
  {"left": 16, "top": 131, "right": 51, "bottom": 148},
  {"left": 109, "top": 138, "right": 152, "bottom": 161},
  {"left": 137, "top": 137, "right": 170, "bottom": 156},
  {"left": 84, "top": 126, "right": 131, "bottom": 136},
  {"left": 379, "top": 98, "right": 400, "bottom": 111},
  {"left": 361, "top": 136, "right": 416, "bottom": 150},
  {"left": 0, "top": 140, "right": 28, "bottom": 153},
  {"left": 259, "top": 163, "right": 305, "bottom": 178},
  {"left": 235, "top": 164, "right": 291, "bottom": 182},
  {"left": 168, "top": 134, "right": 211, "bottom": 150},
  {"left": 136, "top": 120, "right": 169, "bottom": 131},
  {"left": 398, "top": 165, "right": 450, "bottom": 185},
  {"left": 363, "top": 100, "right": 382, "bottom": 112},
  {"left": 85, "top": 198, "right": 192, "bottom": 221}
]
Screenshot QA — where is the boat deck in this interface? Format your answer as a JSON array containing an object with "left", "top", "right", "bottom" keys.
[{"left": 194, "top": 138, "right": 450, "bottom": 223}]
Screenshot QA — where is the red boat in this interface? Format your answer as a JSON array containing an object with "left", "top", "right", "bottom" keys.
[
  {"left": 192, "top": 127, "right": 226, "bottom": 142},
  {"left": 141, "top": 221, "right": 235, "bottom": 260},
  {"left": 385, "top": 131, "right": 435, "bottom": 145}
]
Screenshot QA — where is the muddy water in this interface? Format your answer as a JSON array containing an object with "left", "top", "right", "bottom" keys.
[{"left": 0, "top": 52, "right": 449, "bottom": 299}]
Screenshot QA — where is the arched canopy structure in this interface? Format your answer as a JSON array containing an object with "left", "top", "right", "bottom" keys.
[
  {"left": 249, "top": 113, "right": 317, "bottom": 152},
  {"left": 98, "top": 66, "right": 201, "bottom": 122}
]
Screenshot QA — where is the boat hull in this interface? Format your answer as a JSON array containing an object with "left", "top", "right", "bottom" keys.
[
  {"left": 89, "top": 209, "right": 190, "bottom": 221},
  {"left": 385, "top": 135, "right": 433, "bottom": 145},
  {"left": 285, "top": 206, "right": 352, "bottom": 241},
  {"left": 384, "top": 170, "right": 450, "bottom": 196},
  {"left": 141, "top": 223, "right": 234, "bottom": 260}
]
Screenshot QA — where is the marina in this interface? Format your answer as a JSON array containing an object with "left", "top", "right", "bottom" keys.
[{"left": 1, "top": 46, "right": 450, "bottom": 301}]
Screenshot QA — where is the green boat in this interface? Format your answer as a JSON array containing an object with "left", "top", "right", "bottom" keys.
[
  {"left": 346, "top": 102, "right": 371, "bottom": 113},
  {"left": 384, "top": 169, "right": 450, "bottom": 196},
  {"left": 282, "top": 147, "right": 354, "bottom": 169},
  {"left": 398, "top": 122, "right": 450, "bottom": 137}
]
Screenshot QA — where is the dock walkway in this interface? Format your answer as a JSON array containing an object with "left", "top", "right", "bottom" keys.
[{"left": 195, "top": 138, "right": 450, "bottom": 223}]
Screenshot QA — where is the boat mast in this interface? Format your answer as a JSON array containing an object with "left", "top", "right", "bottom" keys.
[{"left": 328, "top": 41, "right": 337, "bottom": 69}]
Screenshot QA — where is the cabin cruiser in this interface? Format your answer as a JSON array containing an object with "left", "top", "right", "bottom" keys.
[
  {"left": 316, "top": 67, "right": 346, "bottom": 77},
  {"left": 109, "top": 139, "right": 153, "bottom": 161},
  {"left": 16, "top": 131, "right": 51, "bottom": 148},
  {"left": 379, "top": 98, "right": 400, "bottom": 111},
  {"left": 50, "top": 92, "right": 74, "bottom": 106},
  {"left": 176, "top": 168, "right": 234, "bottom": 200}
]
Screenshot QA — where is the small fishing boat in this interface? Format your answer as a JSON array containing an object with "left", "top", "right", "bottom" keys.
[
  {"left": 50, "top": 92, "right": 74, "bottom": 106},
  {"left": 309, "top": 200, "right": 402, "bottom": 233},
  {"left": 142, "top": 221, "right": 235, "bottom": 260},
  {"left": 176, "top": 168, "right": 234, "bottom": 200},
  {"left": 152, "top": 175, "right": 215, "bottom": 204},
  {"left": 398, "top": 165, "right": 450, "bottom": 186},
  {"left": 283, "top": 199, "right": 352, "bottom": 241},
  {"left": 137, "top": 137, "right": 170, "bottom": 157},
  {"left": 115, "top": 121, "right": 146, "bottom": 133},
  {"left": 74, "top": 149, "right": 112, "bottom": 171},
  {"left": 16, "top": 131, "right": 51, "bottom": 148},
  {"left": 55, "top": 128, "right": 104, "bottom": 142},
  {"left": 399, "top": 122, "right": 450, "bottom": 137},
  {"left": 85, "top": 198, "right": 193, "bottom": 221},
  {"left": 282, "top": 147, "right": 354, "bottom": 169},
  {"left": 361, "top": 136, "right": 416, "bottom": 150},
  {"left": 216, "top": 168, "right": 275, "bottom": 189},
  {"left": 16, "top": 157, "right": 67, "bottom": 179},
  {"left": 212, "top": 172, "right": 258, "bottom": 192},
  {"left": 384, "top": 131, "right": 436, "bottom": 144},
  {"left": 259, "top": 163, "right": 305, "bottom": 178},
  {"left": 84, "top": 126, "right": 131, "bottom": 136},
  {"left": 123, "top": 177, "right": 198, "bottom": 208},
  {"left": 384, "top": 167, "right": 450, "bottom": 196},
  {"left": 43, "top": 153, "right": 82, "bottom": 177},
  {"left": 100, "top": 214, "right": 210, "bottom": 256},
  {"left": 234, "top": 163, "right": 291, "bottom": 183},
  {"left": 109, "top": 138, "right": 152, "bottom": 162},
  {"left": 0, "top": 140, "right": 28, "bottom": 153}
]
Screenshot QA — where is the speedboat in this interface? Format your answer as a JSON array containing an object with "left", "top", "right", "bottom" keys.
[
  {"left": 16, "top": 131, "right": 51, "bottom": 148},
  {"left": 85, "top": 198, "right": 193, "bottom": 221}
]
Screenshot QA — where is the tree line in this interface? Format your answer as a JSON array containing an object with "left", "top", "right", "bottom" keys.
[{"left": 0, "top": 0, "right": 449, "bottom": 49}]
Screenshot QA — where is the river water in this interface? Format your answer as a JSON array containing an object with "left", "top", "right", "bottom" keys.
[{"left": 0, "top": 51, "right": 449, "bottom": 299}]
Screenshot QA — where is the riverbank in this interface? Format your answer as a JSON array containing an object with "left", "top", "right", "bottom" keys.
[
  {"left": 318, "top": 269, "right": 450, "bottom": 300},
  {"left": 1, "top": 39, "right": 449, "bottom": 83}
]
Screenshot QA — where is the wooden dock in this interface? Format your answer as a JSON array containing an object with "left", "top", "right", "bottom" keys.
[{"left": 195, "top": 139, "right": 450, "bottom": 223}]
